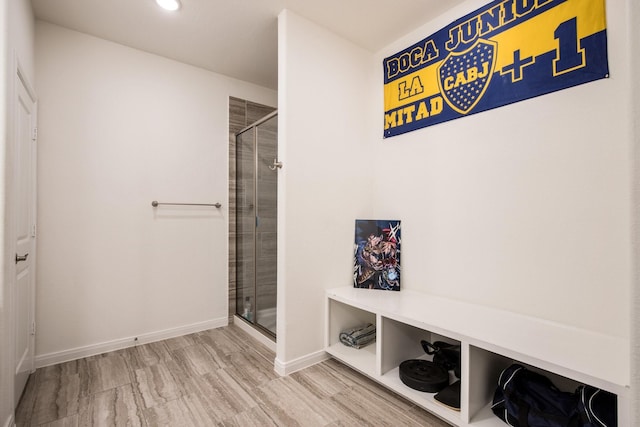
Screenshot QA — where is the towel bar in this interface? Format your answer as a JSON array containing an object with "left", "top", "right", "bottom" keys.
[{"left": 151, "top": 201, "right": 222, "bottom": 208}]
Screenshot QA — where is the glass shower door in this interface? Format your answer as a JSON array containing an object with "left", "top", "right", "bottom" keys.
[
  {"left": 236, "top": 127, "right": 256, "bottom": 325},
  {"left": 236, "top": 112, "right": 277, "bottom": 337},
  {"left": 254, "top": 115, "right": 277, "bottom": 335}
]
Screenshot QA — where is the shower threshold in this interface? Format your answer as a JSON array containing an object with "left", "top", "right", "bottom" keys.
[{"left": 234, "top": 315, "right": 276, "bottom": 352}]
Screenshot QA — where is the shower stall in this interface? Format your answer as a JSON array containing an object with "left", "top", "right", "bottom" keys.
[{"left": 235, "top": 111, "right": 278, "bottom": 337}]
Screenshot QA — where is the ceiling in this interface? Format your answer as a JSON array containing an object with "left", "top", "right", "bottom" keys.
[{"left": 31, "top": 0, "right": 467, "bottom": 90}]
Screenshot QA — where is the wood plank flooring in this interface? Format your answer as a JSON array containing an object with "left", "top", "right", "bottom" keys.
[{"left": 15, "top": 324, "right": 451, "bottom": 426}]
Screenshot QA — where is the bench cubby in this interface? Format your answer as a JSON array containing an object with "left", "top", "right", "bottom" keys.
[{"left": 325, "top": 287, "right": 628, "bottom": 426}]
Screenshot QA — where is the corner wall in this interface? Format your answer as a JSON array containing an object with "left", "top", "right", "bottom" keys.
[
  {"left": 34, "top": 22, "right": 276, "bottom": 363},
  {"left": 277, "top": 10, "right": 375, "bottom": 368},
  {"left": 276, "top": 0, "right": 634, "bottom": 390}
]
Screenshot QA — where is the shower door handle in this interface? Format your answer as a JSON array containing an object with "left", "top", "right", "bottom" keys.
[
  {"left": 256, "top": 216, "right": 259, "bottom": 228},
  {"left": 269, "top": 159, "right": 283, "bottom": 170}
]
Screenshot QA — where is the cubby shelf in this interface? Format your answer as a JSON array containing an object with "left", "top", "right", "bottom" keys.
[{"left": 325, "top": 287, "right": 629, "bottom": 427}]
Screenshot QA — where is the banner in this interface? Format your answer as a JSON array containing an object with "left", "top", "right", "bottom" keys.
[{"left": 383, "top": 0, "right": 608, "bottom": 138}]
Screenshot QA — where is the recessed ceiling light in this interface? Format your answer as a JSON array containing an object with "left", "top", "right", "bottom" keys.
[{"left": 155, "top": 0, "right": 181, "bottom": 11}]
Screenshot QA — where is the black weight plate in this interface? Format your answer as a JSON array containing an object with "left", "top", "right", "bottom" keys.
[{"left": 399, "top": 359, "right": 449, "bottom": 393}]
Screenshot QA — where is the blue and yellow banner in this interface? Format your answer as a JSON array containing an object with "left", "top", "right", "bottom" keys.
[{"left": 383, "top": 0, "right": 608, "bottom": 137}]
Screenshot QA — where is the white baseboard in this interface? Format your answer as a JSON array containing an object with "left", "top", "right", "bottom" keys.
[
  {"left": 274, "top": 350, "right": 329, "bottom": 376},
  {"left": 34, "top": 317, "right": 228, "bottom": 368}
]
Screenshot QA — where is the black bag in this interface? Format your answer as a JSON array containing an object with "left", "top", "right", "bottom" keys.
[
  {"left": 421, "top": 340, "right": 461, "bottom": 378},
  {"left": 491, "top": 364, "right": 617, "bottom": 427}
]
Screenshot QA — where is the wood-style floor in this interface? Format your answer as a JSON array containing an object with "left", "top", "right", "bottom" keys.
[{"left": 15, "top": 324, "right": 451, "bottom": 426}]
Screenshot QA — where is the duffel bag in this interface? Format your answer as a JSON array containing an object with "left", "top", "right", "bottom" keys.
[{"left": 491, "top": 364, "right": 616, "bottom": 427}]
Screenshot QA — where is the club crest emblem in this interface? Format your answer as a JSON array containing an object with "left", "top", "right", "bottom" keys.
[{"left": 438, "top": 39, "right": 497, "bottom": 115}]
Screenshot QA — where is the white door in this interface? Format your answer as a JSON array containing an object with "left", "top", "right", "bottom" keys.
[{"left": 13, "top": 70, "right": 37, "bottom": 404}]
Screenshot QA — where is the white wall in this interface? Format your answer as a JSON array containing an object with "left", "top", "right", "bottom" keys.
[
  {"left": 7, "top": 0, "right": 33, "bottom": 80},
  {"left": 629, "top": 0, "right": 640, "bottom": 421},
  {"left": 277, "top": 10, "right": 375, "bottom": 366},
  {"left": 276, "top": 0, "right": 635, "bottom": 388},
  {"left": 2, "top": 0, "right": 34, "bottom": 423},
  {"left": 372, "top": 0, "right": 632, "bottom": 339},
  {"left": 34, "top": 22, "right": 276, "bottom": 362}
]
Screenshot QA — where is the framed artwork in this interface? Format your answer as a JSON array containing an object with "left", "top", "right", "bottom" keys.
[{"left": 353, "top": 220, "right": 401, "bottom": 291}]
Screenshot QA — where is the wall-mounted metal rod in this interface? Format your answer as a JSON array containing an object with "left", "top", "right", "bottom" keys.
[{"left": 151, "top": 201, "right": 222, "bottom": 208}]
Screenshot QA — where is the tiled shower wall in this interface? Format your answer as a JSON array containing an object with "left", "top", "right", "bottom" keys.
[{"left": 228, "top": 97, "right": 277, "bottom": 323}]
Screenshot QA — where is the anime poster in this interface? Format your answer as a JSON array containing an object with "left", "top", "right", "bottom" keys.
[{"left": 353, "top": 220, "right": 401, "bottom": 291}]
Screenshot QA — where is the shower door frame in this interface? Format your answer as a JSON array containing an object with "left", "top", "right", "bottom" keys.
[{"left": 235, "top": 110, "right": 278, "bottom": 339}]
